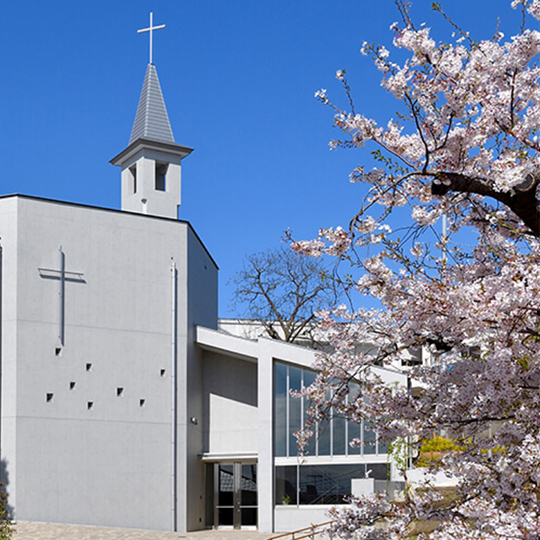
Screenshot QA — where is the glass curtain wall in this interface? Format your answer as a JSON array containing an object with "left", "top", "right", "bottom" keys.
[{"left": 274, "top": 361, "right": 388, "bottom": 457}]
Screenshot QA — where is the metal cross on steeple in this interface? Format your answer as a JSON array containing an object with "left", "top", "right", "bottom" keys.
[{"left": 137, "top": 12, "right": 166, "bottom": 64}]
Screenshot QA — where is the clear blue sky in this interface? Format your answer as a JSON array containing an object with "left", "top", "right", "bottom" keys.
[{"left": 0, "top": 0, "right": 533, "bottom": 316}]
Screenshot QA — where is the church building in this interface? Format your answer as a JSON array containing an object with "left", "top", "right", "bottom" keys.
[{"left": 0, "top": 17, "right": 405, "bottom": 534}]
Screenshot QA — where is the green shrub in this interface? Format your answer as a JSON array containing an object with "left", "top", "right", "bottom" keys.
[{"left": 0, "top": 486, "right": 14, "bottom": 539}]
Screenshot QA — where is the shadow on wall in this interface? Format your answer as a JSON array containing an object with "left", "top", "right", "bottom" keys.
[
  {"left": 0, "top": 459, "right": 13, "bottom": 519},
  {"left": 202, "top": 352, "right": 258, "bottom": 452}
]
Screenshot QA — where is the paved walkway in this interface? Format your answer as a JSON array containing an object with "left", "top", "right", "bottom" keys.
[{"left": 14, "top": 522, "right": 276, "bottom": 540}]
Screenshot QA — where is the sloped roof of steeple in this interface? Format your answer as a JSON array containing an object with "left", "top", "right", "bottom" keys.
[{"left": 129, "top": 63, "right": 175, "bottom": 145}]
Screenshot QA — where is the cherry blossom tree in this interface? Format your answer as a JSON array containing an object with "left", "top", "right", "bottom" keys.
[{"left": 294, "top": 1, "right": 540, "bottom": 538}]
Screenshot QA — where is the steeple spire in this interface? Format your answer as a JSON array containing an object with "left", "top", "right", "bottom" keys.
[{"left": 129, "top": 63, "right": 175, "bottom": 145}]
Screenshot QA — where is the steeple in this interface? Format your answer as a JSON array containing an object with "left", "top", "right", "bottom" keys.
[
  {"left": 129, "top": 63, "right": 175, "bottom": 145},
  {"left": 111, "top": 13, "right": 193, "bottom": 220}
]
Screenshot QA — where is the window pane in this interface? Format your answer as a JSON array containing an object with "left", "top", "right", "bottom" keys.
[
  {"left": 275, "top": 466, "right": 297, "bottom": 505},
  {"left": 348, "top": 420, "right": 361, "bottom": 455},
  {"left": 363, "top": 420, "right": 376, "bottom": 455},
  {"left": 303, "top": 369, "right": 317, "bottom": 387},
  {"left": 289, "top": 366, "right": 302, "bottom": 391},
  {"left": 317, "top": 420, "right": 331, "bottom": 456},
  {"left": 241, "top": 464, "right": 257, "bottom": 506},
  {"left": 289, "top": 366, "right": 302, "bottom": 455},
  {"left": 377, "top": 437, "right": 389, "bottom": 454},
  {"left": 303, "top": 370, "right": 317, "bottom": 456},
  {"left": 366, "top": 463, "right": 390, "bottom": 480},
  {"left": 299, "top": 464, "right": 365, "bottom": 505},
  {"left": 218, "top": 508, "right": 233, "bottom": 526},
  {"left": 218, "top": 465, "right": 234, "bottom": 506},
  {"left": 274, "top": 363, "right": 287, "bottom": 456},
  {"left": 241, "top": 508, "right": 257, "bottom": 526},
  {"left": 317, "top": 389, "right": 332, "bottom": 456},
  {"left": 349, "top": 382, "right": 361, "bottom": 399},
  {"left": 333, "top": 413, "right": 346, "bottom": 455}
]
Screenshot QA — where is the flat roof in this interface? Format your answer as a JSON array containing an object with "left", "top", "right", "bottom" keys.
[{"left": 0, "top": 193, "right": 219, "bottom": 270}]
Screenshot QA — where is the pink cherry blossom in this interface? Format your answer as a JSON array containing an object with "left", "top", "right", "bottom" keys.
[{"left": 294, "top": 2, "right": 540, "bottom": 538}]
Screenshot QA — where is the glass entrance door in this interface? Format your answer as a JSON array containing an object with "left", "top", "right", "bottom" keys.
[{"left": 215, "top": 463, "right": 257, "bottom": 529}]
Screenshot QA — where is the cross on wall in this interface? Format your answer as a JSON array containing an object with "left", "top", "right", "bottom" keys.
[{"left": 38, "top": 246, "right": 85, "bottom": 347}]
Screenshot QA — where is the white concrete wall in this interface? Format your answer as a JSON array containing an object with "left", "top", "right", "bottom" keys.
[
  {"left": 121, "top": 147, "right": 183, "bottom": 219},
  {"left": 274, "top": 506, "right": 335, "bottom": 532},
  {"left": 195, "top": 328, "right": 321, "bottom": 534},
  {"left": 0, "top": 196, "right": 218, "bottom": 532},
  {"left": 184, "top": 228, "right": 219, "bottom": 531},
  {"left": 0, "top": 197, "right": 19, "bottom": 518},
  {"left": 201, "top": 352, "right": 257, "bottom": 455}
]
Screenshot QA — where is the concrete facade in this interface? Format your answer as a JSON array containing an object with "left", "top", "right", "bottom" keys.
[
  {"left": 0, "top": 195, "right": 217, "bottom": 532},
  {"left": 194, "top": 328, "right": 407, "bottom": 533},
  {"left": 0, "top": 59, "right": 409, "bottom": 535}
]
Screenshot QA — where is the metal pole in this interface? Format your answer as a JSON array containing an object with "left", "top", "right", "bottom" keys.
[
  {"left": 171, "top": 260, "right": 178, "bottom": 531},
  {"left": 59, "top": 246, "right": 65, "bottom": 346},
  {"left": 149, "top": 12, "right": 154, "bottom": 64}
]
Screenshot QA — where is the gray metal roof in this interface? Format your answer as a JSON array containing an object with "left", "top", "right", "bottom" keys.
[{"left": 129, "top": 63, "right": 175, "bottom": 145}]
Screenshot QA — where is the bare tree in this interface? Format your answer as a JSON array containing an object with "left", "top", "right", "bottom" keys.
[{"left": 230, "top": 246, "right": 335, "bottom": 345}]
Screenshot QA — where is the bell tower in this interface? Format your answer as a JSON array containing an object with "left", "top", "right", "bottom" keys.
[{"left": 111, "top": 14, "right": 192, "bottom": 219}]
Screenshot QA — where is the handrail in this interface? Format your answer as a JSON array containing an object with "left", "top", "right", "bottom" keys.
[{"left": 267, "top": 520, "right": 334, "bottom": 540}]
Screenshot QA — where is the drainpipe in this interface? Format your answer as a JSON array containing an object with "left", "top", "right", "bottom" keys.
[
  {"left": 171, "top": 260, "right": 178, "bottom": 531},
  {"left": 59, "top": 246, "right": 65, "bottom": 346}
]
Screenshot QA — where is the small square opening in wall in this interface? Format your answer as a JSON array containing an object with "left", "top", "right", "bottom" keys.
[
  {"left": 117, "top": 387, "right": 124, "bottom": 397},
  {"left": 160, "top": 369, "right": 166, "bottom": 377},
  {"left": 69, "top": 382, "right": 76, "bottom": 390},
  {"left": 55, "top": 347, "right": 62, "bottom": 357},
  {"left": 139, "top": 399, "right": 145, "bottom": 407},
  {"left": 87, "top": 401, "right": 94, "bottom": 410},
  {"left": 46, "top": 393, "right": 54, "bottom": 403},
  {"left": 86, "top": 363, "right": 92, "bottom": 372}
]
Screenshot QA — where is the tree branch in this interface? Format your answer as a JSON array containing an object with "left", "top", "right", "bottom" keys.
[{"left": 431, "top": 171, "right": 540, "bottom": 237}]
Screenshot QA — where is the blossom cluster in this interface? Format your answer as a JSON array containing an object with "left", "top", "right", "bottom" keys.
[{"left": 298, "top": 2, "right": 540, "bottom": 538}]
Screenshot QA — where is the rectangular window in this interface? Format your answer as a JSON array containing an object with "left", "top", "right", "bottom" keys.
[
  {"left": 378, "top": 438, "right": 389, "bottom": 454},
  {"left": 276, "top": 464, "right": 372, "bottom": 506},
  {"left": 274, "top": 362, "right": 287, "bottom": 457},
  {"left": 130, "top": 164, "right": 137, "bottom": 193},
  {"left": 155, "top": 162, "right": 168, "bottom": 191},
  {"left": 288, "top": 366, "right": 302, "bottom": 455},
  {"left": 275, "top": 465, "right": 297, "bottom": 506},
  {"left": 363, "top": 421, "right": 377, "bottom": 455},
  {"left": 333, "top": 413, "right": 346, "bottom": 456},
  {"left": 317, "top": 420, "right": 331, "bottom": 456},
  {"left": 303, "top": 370, "right": 317, "bottom": 456},
  {"left": 366, "top": 463, "right": 390, "bottom": 481},
  {"left": 300, "top": 464, "right": 366, "bottom": 505},
  {"left": 348, "top": 420, "right": 361, "bottom": 455}
]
